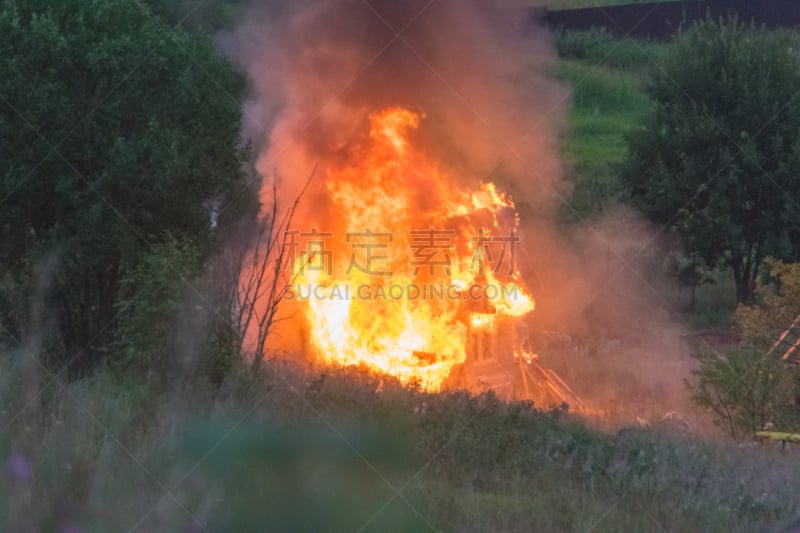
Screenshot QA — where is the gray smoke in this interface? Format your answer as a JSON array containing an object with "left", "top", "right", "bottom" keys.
[{"left": 220, "top": 0, "right": 698, "bottom": 424}]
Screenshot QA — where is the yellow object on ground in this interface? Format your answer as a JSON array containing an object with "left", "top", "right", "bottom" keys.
[{"left": 756, "top": 431, "right": 800, "bottom": 443}]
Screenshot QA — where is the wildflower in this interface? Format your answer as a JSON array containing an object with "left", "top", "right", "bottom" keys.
[{"left": 6, "top": 453, "right": 32, "bottom": 482}]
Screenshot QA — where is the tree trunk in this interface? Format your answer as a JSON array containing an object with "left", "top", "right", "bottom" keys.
[
  {"left": 733, "top": 264, "right": 755, "bottom": 305},
  {"left": 731, "top": 236, "right": 765, "bottom": 306},
  {"left": 56, "top": 262, "right": 120, "bottom": 376}
]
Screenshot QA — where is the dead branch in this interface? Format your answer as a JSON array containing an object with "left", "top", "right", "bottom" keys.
[{"left": 230, "top": 165, "right": 317, "bottom": 370}]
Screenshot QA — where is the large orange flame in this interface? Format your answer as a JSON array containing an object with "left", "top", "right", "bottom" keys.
[{"left": 291, "top": 107, "right": 534, "bottom": 390}]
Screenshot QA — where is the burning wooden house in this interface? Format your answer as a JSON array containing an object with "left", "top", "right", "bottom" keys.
[
  {"left": 232, "top": 0, "right": 584, "bottom": 410},
  {"left": 443, "top": 274, "right": 583, "bottom": 409},
  {"left": 259, "top": 107, "right": 580, "bottom": 410}
]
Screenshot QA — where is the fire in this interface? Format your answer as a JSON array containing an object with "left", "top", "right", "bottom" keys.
[{"left": 293, "top": 107, "right": 534, "bottom": 390}]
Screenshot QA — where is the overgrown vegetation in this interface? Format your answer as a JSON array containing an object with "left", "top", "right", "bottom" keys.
[
  {"left": 621, "top": 19, "right": 800, "bottom": 305},
  {"left": 554, "top": 28, "right": 669, "bottom": 219},
  {"left": 553, "top": 28, "right": 736, "bottom": 324},
  {"left": 3, "top": 360, "right": 800, "bottom": 531},
  {"left": 0, "top": 0, "right": 255, "bottom": 376},
  {"left": 556, "top": 21, "right": 800, "bottom": 440},
  {"left": 3, "top": 2, "right": 800, "bottom": 530},
  {"left": 688, "top": 260, "right": 800, "bottom": 438}
]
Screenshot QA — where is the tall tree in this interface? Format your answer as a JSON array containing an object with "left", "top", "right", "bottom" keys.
[
  {"left": 0, "top": 0, "right": 250, "bottom": 372},
  {"left": 621, "top": 19, "right": 800, "bottom": 304}
]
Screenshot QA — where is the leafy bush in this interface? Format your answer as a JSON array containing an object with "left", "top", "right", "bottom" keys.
[
  {"left": 688, "top": 260, "right": 800, "bottom": 437},
  {"left": 738, "top": 259, "right": 800, "bottom": 348},
  {"left": 113, "top": 236, "right": 200, "bottom": 374},
  {"left": 689, "top": 347, "right": 795, "bottom": 439}
]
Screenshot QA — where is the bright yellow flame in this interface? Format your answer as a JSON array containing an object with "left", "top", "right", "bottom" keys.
[
  {"left": 470, "top": 314, "right": 495, "bottom": 329},
  {"left": 295, "top": 107, "right": 535, "bottom": 390}
]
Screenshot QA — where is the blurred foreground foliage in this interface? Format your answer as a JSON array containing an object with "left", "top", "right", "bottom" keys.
[{"left": 2, "top": 362, "right": 800, "bottom": 531}]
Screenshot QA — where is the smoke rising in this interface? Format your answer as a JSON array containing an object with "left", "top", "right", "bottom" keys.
[
  {"left": 223, "top": 0, "right": 567, "bottom": 213},
  {"left": 222, "top": 0, "right": 698, "bottom": 423}
]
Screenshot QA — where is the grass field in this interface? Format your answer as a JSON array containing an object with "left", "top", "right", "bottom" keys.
[
  {"left": 553, "top": 29, "right": 665, "bottom": 217},
  {"left": 551, "top": 29, "right": 738, "bottom": 325},
  {"left": 2, "top": 359, "right": 800, "bottom": 531}
]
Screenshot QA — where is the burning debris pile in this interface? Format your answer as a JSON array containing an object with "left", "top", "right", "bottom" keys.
[{"left": 224, "top": 0, "right": 579, "bottom": 407}]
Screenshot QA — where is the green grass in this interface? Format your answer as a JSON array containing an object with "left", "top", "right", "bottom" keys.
[
  {"left": 552, "top": 30, "right": 739, "bottom": 325},
  {"left": 554, "top": 29, "right": 669, "bottom": 219},
  {"left": 684, "top": 273, "right": 739, "bottom": 328},
  {"left": 554, "top": 30, "right": 669, "bottom": 218},
  {"left": 554, "top": 56, "right": 653, "bottom": 216},
  {"left": 2, "top": 357, "right": 800, "bottom": 531}
]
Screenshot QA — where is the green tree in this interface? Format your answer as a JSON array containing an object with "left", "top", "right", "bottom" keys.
[
  {"left": 142, "top": 0, "right": 244, "bottom": 32},
  {"left": 621, "top": 19, "right": 800, "bottom": 304},
  {"left": 0, "top": 0, "right": 250, "bottom": 372}
]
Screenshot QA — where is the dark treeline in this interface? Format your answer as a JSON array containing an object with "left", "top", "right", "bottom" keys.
[{"left": 542, "top": 0, "right": 800, "bottom": 39}]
